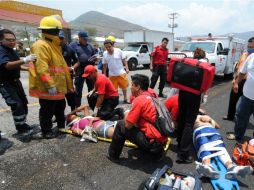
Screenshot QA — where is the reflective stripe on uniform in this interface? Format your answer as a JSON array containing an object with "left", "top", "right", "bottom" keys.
[
  {"left": 30, "top": 90, "right": 65, "bottom": 100},
  {"left": 14, "top": 120, "right": 26, "bottom": 125},
  {"left": 29, "top": 63, "right": 35, "bottom": 69},
  {"left": 40, "top": 74, "right": 52, "bottom": 82},
  {"left": 13, "top": 114, "right": 26, "bottom": 120},
  {"left": 48, "top": 66, "right": 66, "bottom": 73}
]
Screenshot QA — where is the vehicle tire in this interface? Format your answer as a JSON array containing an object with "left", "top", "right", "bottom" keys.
[
  {"left": 224, "top": 73, "right": 233, "bottom": 80},
  {"left": 143, "top": 64, "right": 150, "bottom": 69},
  {"left": 128, "top": 58, "right": 137, "bottom": 71}
]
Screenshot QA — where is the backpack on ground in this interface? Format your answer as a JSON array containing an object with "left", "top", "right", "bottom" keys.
[
  {"left": 151, "top": 97, "right": 175, "bottom": 136},
  {"left": 144, "top": 165, "right": 202, "bottom": 190},
  {"left": 233, "top": 140, "right": 254, "bottom": 169},
  {"left": 167, "top": 57, "right": 215, "bottom": 95}
]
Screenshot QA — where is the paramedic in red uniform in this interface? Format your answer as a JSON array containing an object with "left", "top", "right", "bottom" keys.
[
  {"left": 149, "top": 38, "right": 169, "bottom": 98},
  {"left": 82, "top": 65, "right": 123, "bottom": 120},
  {"left": 164, "top": 94, "right": 179, "bottom": 122},
  {"left": 108, "top": 74, "right": 167, "bottom": 163}
]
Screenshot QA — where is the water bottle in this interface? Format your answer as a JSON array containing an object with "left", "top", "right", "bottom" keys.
[
  {"left": 173, "top": 176, "right": 181, "bottom": 190},
  {"left": 164, "top": 173, "right": 173, "bottom": 187}
]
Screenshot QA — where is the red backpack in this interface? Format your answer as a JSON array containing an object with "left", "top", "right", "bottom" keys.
[{"left": 167, "top": 57, "right": 215, "bottom": 95}]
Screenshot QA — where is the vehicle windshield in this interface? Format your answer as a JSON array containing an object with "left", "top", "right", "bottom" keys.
[
  {"left": 180, "top": 42, "right": 216, "bottom": 53},
  {"left": 123, "top": 45, "right": 140, "bottom": 51}
]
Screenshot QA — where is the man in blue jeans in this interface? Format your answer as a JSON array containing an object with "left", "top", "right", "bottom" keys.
[{"left": 227, "top": 39, "right": 254, "bottom": 141}]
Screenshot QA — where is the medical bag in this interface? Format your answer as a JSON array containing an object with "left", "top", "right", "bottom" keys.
[
  {"left": 167, "top": 57, "right": 215, "bottom": 95},
  {"left": 144, "top": 165, "right": 202, "bottom": 190},
  {"left": 233, "top": 141, "right": 254, "bottom": 169}
]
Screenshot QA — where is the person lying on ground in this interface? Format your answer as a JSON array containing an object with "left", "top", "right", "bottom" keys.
[
  {"left": 67, "top": 100, "right": 124, "bottom": 122},
  {"left": 194, "top": 114, "right": 253, "bottom": 179},
  {"left": 66, "top": 105, "right": 117, "bottom": 141},
  {"left": 164, "top": 94, "right": 206, "bottom": 128}
]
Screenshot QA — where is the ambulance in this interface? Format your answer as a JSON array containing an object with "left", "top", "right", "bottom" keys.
[{"left": 168, "top": 35, "right": 246, "bottom": 78}]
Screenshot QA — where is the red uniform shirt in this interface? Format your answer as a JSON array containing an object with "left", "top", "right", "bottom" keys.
[
  {"left": 95, "top": 73, "right": 118, "bottom": 99},
  {"left": 126, "top": 91, "right": 167, "bottom": 144},
  {"left": 151, "top": 45, "right": 169, "bottom": 65},
  {"left": 164, "top": 95, "right": 179, "bottom": 121}
]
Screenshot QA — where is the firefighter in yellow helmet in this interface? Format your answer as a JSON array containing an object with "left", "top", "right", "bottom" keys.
[{"left": 29, "top": 15, "right": 73, "bottom": 139}]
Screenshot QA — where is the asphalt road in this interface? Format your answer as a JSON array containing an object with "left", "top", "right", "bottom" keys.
[{"left": 0, "top": 66, "right": 253, "bottom": 190}]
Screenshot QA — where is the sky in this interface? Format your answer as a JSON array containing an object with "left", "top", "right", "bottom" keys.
[{"left": 20, "top": 0, "right": 254, "bottom": 37}]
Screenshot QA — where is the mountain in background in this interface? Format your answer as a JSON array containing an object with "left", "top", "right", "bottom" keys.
[
  {"left": 70, "top": 11, "right": 254, "bottom": 42},
  {"left": 70, "top": 11, "right": 146, "bottom": 38}
]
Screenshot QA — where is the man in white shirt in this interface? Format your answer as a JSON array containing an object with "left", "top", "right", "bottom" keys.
[
  {"left": 228, "top": 43, "right": 254, "bottom": 140},
  {"left": 102, "top": 40, "right": 130, "bottom": 103}
]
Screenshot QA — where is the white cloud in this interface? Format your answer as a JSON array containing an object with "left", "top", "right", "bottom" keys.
[
  {"left": 109, "top": 3, "right": 172, "bottom": 31},
  {"left": 20, "top": 0, "right": 254, "bottom": 36},
  {"left": 177, "top": 3, "right": 236, "bottom": 36},
  {"left": 107, "top": 1, "right": 254, "bottom": 37}
]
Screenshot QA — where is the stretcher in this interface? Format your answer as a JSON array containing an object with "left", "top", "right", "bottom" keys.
[
  {"left": 193, "top": 125, "right": 240, "bottom": 190},
  {"left": 59, "top": 128, "right": 171, "bottom": 151},
  {"left": 210, "top": 157, "right": 240, "bottom": 190}
]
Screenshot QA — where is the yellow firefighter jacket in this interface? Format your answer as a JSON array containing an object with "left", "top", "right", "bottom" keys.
[{"left": 29, "top": 33, "right": 73, "bottom": 100}]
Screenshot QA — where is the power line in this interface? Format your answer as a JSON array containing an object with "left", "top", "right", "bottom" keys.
[{"left": 168, "top": 12, "right": 179, "bottom": 34}]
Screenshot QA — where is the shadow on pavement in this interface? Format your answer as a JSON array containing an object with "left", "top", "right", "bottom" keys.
[
  {"left": 135, "top": 66, "right": 150, "bottom": 71},
  {"left": 12, "top": 124, "right": 42, "bottom": 142},
  {"left": 212, "top": 75, "right": 233, "bottom": 86},
  {"left": 115, "top": 148, "right": 173, "bottom": 175},
  {"left": 0, "top": 138, "right": 13, "bottom": 155}
]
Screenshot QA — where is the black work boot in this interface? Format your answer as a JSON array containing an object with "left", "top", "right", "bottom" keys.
[
  {"left": 42, "top": 130, "right": 58, "bottom": 139},
  {"left": 16, "top": 124, "right": 34, "bottom": 134}
]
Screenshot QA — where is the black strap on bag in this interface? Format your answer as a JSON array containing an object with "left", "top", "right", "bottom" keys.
[{"left": 143, "top": 96, "right": 175, "bottom": 137}]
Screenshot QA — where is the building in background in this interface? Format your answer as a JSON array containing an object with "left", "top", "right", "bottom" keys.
[{"left": 0, "top": 0, "right": 70, "bottom": 47}]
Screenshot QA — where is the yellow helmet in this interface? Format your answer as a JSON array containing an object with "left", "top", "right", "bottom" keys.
[
  {"left": 38, "top": 16, "right": 62, "bottom": 30},
  {"left": 106, "top": 35, "right": 116, "bottom": 42}
]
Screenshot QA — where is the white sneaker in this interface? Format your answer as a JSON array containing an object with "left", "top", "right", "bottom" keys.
[
  {"left": 225, "top": 165, "right": 253, "bottom": 179},
  {"left": 195, "top": 161, "right": 220, "bottom": 179},
  {"left": 80, "top": 126, "right": 98, "bottom": 143}
]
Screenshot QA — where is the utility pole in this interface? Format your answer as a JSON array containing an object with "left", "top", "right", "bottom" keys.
[{"left": 168, "top": 12, "right": 179, "bottom": 50}]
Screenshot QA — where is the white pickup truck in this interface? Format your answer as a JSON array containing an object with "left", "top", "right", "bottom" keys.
[
  {"left": 122, "top": 43, "right": 151, "bottom": 70},
  {"left": 168, "top": 36, "right": 245, "bottom": 78},
  {"left": 122, "top": 30, "right": 174, "bottom": 70}
]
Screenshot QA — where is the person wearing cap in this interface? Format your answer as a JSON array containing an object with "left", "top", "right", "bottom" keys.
[
  {"left": 101, "top": 36, "right": 116, "bottom": 77},
  {"left": 103, "top": 40, "right": 130, "bottom": 104},
  {"left": 69, "top": 31, "right": 96, "bottom": 107},
  {"left": 82, "top": 65, "right": 122, "bottom": 120},
  {"left": 59, "top": 30, "right": 78, "bottom": 111},
  {"left": 0, "top": 29, "right": 37, "bottom": 134},
  {"left": 30, "top": 15, "right": 73, "bottom": 139}
]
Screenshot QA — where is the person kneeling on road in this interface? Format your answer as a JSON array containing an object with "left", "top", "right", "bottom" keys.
[
  {"left": 82, "top": 65, "right": 123, "bottom": 121},
  {"left": 108, "top": 74, "right": 168, "bottom": 163}
]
